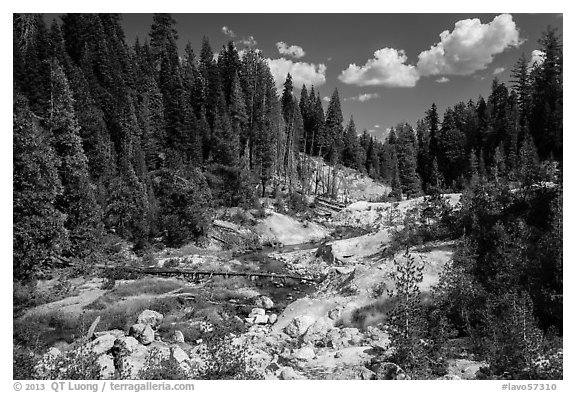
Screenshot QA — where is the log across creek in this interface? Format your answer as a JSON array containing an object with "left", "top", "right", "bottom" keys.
[{"left": 94, "top": 264, "right": 319, "bottom": 283}]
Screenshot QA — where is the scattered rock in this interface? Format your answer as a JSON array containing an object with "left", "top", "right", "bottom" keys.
[
  {"left": 113, "top": 336, "right": 149, "bottom": 379},
  {"left": 268, "top": 313, "right": 278, "bottom": 324},
  {"left": 249, "top": 308, "right": 266, "bottom": 317},
  {"left": 302, "top": 318, "right": 331, "bottom": 344},
  {"left": 292, "top": 346, "right": 315, "bottom": 361},
  {"left": 173, "top": 330, "right": 185, "bottom": 343},
  {"left": 253, "top": 314, "right": 269, "bottom": 324},
  {"left": 136, "top": 310, "right": 163, "bottom": 329},
  {"left": 129, "top": 323, "right": 155, "bottom": 345},
  {"left": 448, "top": 359, "right": 488, "bottom": 380},
  {"left": 254, "top": 295, "right": 274, "bottom": 310},
  {"left": 91, "top": 334, "right": 116, "bottom": 355},
  {"left": 284, "top": 315, "right": 315, "bottom": 338},
  {"left": 328, "top": 307, "right": 342, "bottom": 321},
  {"left": 279, "top": 366, "right": 303, "bottom": 380},
  {"left": 334, "top": 351, "right": 343, "bottom": 358}
]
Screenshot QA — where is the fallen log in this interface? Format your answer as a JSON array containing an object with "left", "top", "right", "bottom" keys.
[{"left": 92, "top": 264, "right": 319, "bottom": 283}]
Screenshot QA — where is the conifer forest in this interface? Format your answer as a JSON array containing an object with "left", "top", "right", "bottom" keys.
[{"left": 13, "top": 13, "right": 562, "bottom": 381}]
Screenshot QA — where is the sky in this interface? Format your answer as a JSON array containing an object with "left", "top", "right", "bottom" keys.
[{"left": 45, "top": 13, "right": 563, "bottom": 140}]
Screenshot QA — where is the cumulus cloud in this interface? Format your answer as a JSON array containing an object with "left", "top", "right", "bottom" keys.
[
  {"left": 338, "top": 48, "right": 420, "bottom": 87},
  {"left": 345, "top": 93, "right": 380, "bottom": 102},
  {"left": 374, "top": 124, "right": 381, "bottom": 128},
  {"left": 267, "top": 58, "right": 327, "bottom": 92},
  {"left": 435, "top": 77, "right": 450, "bottom": 83},
  {"left": 417, "top": 14, "right": 522, "bottom": 76},
  {"left": 493, "top": 67, "right": 505, "bottom": 75},
  {"left": 221, "top": 26, "right": 236, "bottom": 38},
  {"left": 238, "top": 35, "right": 257, "bottom": 47},
  {"left": 529, "top": 49, "right": 545, "bottom": 69},
  {"left": 322, "top": 96, "right": 331, "bottom": 102},
  {"left": 276, "top": 42, "right": 306, "bottom": 59}
]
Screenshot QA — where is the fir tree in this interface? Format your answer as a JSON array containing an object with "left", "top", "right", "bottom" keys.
[
  {"left": 48, "top": 61, "right": 103, "bottom": 255},
  {"left": 14, "top": 94, "right": 68, "bottom": 280}
]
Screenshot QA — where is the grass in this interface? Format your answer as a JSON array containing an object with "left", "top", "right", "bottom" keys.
[{"left": 110, "top": 278, "right": 185, "bottom": 298}]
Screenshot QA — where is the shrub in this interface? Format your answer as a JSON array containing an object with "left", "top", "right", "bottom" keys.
[
  {"left": 35, "top": 340, "right": 102, "bottom": 379},
  {"left": 138, "top": 348, "right": 191, "bottom": 380}
]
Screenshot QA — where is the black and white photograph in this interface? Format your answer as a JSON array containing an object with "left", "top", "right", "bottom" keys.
[{"left": 11, "top": 5, "right": 564, "bottom": 385}]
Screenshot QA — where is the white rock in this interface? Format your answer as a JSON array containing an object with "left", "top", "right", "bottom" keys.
[
  {"left": 284, "top": 315, "right": 315, "bottom": 338},
  {"left": 253, "top": 314, "right": 269, "bottom": 324},
  {"left": 268, "top": 313, "right": 278, "bottom": 324},
  {"left": 249, "top": 307, "right": 266, "bottom": 317},
  {"left": 91, "top": 334, "right": 116, "bottom": 355},
  {"left": 97, "top": 354, "right": 115, "bottom": 379},
  {"left": 292, "top": 346, "right": 315, "bottom": 361},
  {"left": 171, "top": 345, "right": 190, "bottom": 364},
  {"left": 173, "top": 330, "right": 185, "bottom": 343},
  {"left": 254, "top": 295, "right": 274, "bottom": 310},
  {"left": 279, "top": 366, "right": 303, "bottom": 380},
  {"left": 136, "top": 309, "right": 163, "bottom": 329},
  {"left": 129, "top": 323, "right": 155, "bottom": 345}
]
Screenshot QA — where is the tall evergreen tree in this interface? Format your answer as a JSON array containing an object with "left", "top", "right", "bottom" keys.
[
  {"left": 48, "top": 61, "right": 103, "bottom": 255},
  {"left": 14, "top": 94, "right": 68, "bottom": 280}
]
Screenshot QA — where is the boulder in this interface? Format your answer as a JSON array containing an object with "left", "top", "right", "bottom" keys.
[
  {"left": 113, "top": 336, "right": 150, "bottom": 379},
  {"left": 254, "top": 295, "right": 274, "bottom": 310},
  {"left": 292, "top": 346, "right": 315, "bottom": 361},
  {"left": 249, "top": 308, "right": 266, "bottom": 317},
  {"left": 97, "top": 354, "right": 115, "bottom": 379},
  {"left": 268, "top": 313, "right": 278, "bottom": 324},
  {"left": 91, "top": 334, "right": 116, "bottom": 355},
  {"left": 279, "top": 366, "right": 304, "bottom": 380},
  {"left": 302, "top": 318, "right": 331, "bottom": 344},
  {"left": 284, "top": 315, "right": 315, "bottom": 338},
  {"left": 253, "top": 314, "right": 269, "bottom": 324},
  {"left": 328, "top": 307, "right": 342, "bottom": 321},
  {"left": 173, "top": 330, "right": 185, "bottom": 343},
  {"left": 136, "top": 309, "right": 163, "bottom": 329},
  {"left": 129, "top": 323, "right": 155, "bottom": 345}
]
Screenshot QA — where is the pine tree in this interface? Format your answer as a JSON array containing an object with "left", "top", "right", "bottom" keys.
[
  {"left": 530, "top": 27, "right": 563, "bottom": 161},
  {"left": 323, "top": 88, "right": 344, "bottom": 164},
  {"left": 48, "top": 61, "right": 103, "bottom": 255},
  {"left": 426, "top": 103, "right": 439, "bottom": 162},
  {"left": 394, "top": 123, "right": 422, "bottom": 197},
  {"left": 341, "top": 116, "right": 359, "bottom": 169},
  {"left": 14, "top": 94, "right": 68, "bottom": 281}
]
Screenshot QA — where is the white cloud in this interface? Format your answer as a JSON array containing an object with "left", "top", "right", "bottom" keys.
[
  {"left": 345, "top": 93, "right": 380, "bottom": 102},
  {"left": 221, "top": 26, "right": 236, "bottom": 38},
  {"left": 238, "top": 35, "right": 257, "bottom": 47},
  {"left": 338, "top": 48, "right": 420, "bottom": 87},
  {"left": 374, "top": 124, "right": 380, "bottom": 128},
  {"left": 435, "top": 77, "right": 450, "bottom": 83},
  {"left": 529, "top": 49, "right": 545, "bottom": 69},
  {"left": 267, "top": 58, "right": 327, "bottom": 92},
  {"left": 417, "top": 14, "right": 522, "bottom": 76},
  {"left": 493, "top": 67, "right": 506, "bottom": 75},
  {"left": 322, "top": 96, "right": 330, "bottom": 102},
  {"left": 276, "top": 42, "right": 306, "bottom": 59}
]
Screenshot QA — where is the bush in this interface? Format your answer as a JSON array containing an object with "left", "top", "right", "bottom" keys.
[
  {"left": 35, "top": 340, "right": 102, "bottom": 379},
  {"left": 196, "top": 335, "right": 263, "bottom": 380},
  {"left": 138, "top": 348, "right": 191, "bottom": 380}
]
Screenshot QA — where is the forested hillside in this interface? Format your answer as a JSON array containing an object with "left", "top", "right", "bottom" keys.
[{"left": 13, "top": 13, "right": 562, "bottom": 380}]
